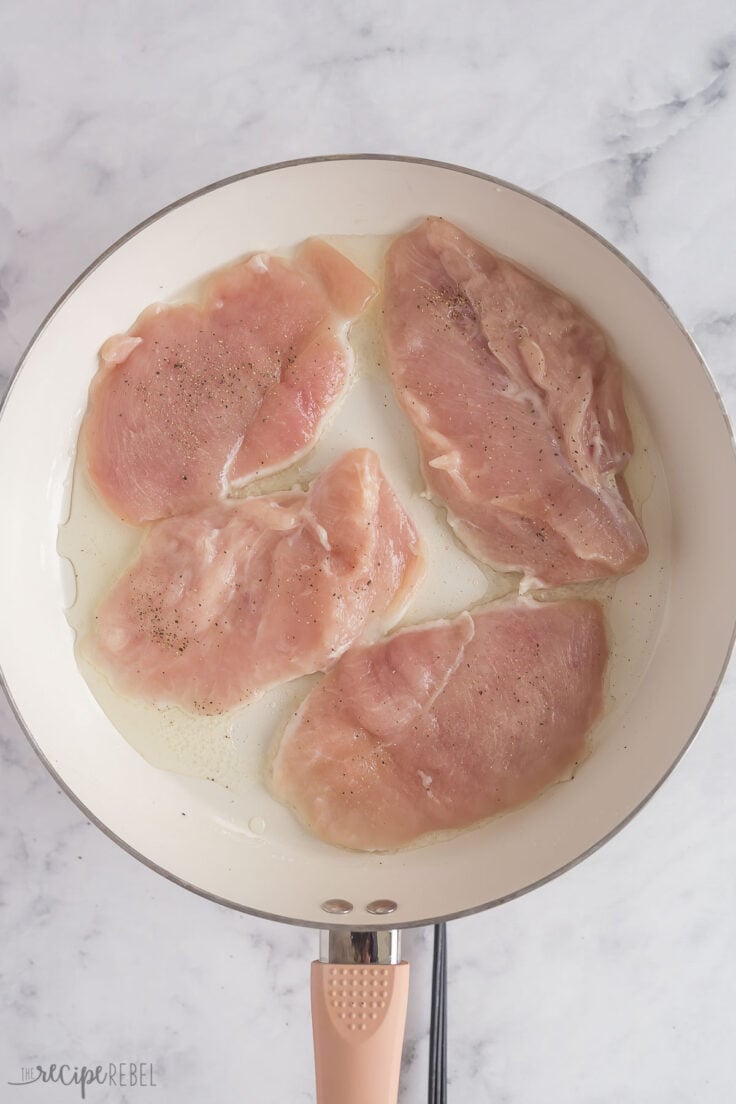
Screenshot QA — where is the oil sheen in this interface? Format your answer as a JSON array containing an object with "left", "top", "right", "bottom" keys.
[{"left": 57, "top": 233, "right": 671, "bottom": 852}]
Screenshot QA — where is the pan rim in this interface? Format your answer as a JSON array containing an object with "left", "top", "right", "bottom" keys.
[{"left": 2, "top": 152, "right": 735, "bottom": 931}]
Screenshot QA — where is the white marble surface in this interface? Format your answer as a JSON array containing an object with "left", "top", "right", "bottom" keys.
[{"left": 2, "top": 1, "right": 736, "bottom": 1100}]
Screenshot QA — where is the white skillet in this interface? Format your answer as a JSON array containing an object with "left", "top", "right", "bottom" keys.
[{"left": 1, "top": 156, "right": 735, "bottom": 1103}]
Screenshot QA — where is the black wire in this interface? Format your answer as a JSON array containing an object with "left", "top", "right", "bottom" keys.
[{"left": 428, "top": 922, "right": 447, "bottom": 1104}]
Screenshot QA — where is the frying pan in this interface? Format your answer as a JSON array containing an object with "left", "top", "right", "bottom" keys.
[{"left": 2, "top": 155, "right": 735, "bottom": 1103}]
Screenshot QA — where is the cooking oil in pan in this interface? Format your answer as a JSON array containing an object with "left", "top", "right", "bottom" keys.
[{"left": 57, "top": 233, "right": 671, "bottom": 853}]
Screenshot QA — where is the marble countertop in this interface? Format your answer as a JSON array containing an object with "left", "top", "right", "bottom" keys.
[{"left": 2, "top": 2, "right": 736, "bottom": 1101}]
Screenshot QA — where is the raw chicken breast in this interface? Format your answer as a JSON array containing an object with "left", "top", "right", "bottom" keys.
[
  {"left": 86, "top": 450, "right": 423, "bottom": 714},
  {"left": 85, "top": 240, "right": 376, "bottom": 524},
  {"left": 383, "top": 217, "right": 648, "bottom": 588},
  {"left": 271, "top": 598, "right": 607, "bottom": 850}
]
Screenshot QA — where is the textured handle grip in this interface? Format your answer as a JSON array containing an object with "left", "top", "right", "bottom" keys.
[{"left": 311, "top": 960, "right": 410, "bottom": 1104}]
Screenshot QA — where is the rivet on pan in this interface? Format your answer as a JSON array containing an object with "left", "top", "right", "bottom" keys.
[
  {"left": 321, "top": 898, "right": 353, "bottom": 915},
  {"left": 366, "top": 899, "right": 397, "bottom": 915}
]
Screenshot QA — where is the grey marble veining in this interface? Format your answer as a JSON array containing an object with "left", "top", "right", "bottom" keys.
[{"left": 2, "top": 1, "right": 736, "bottom": 1101}]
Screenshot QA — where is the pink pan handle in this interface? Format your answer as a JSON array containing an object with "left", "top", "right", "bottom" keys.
[{"left": 311, "top": 960, "right": 410, "bottom": 1104}]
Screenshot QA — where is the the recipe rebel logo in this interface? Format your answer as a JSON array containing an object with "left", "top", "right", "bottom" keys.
[{"left": 8, "top": 1062, "right": 157, "bottom": 1098}]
